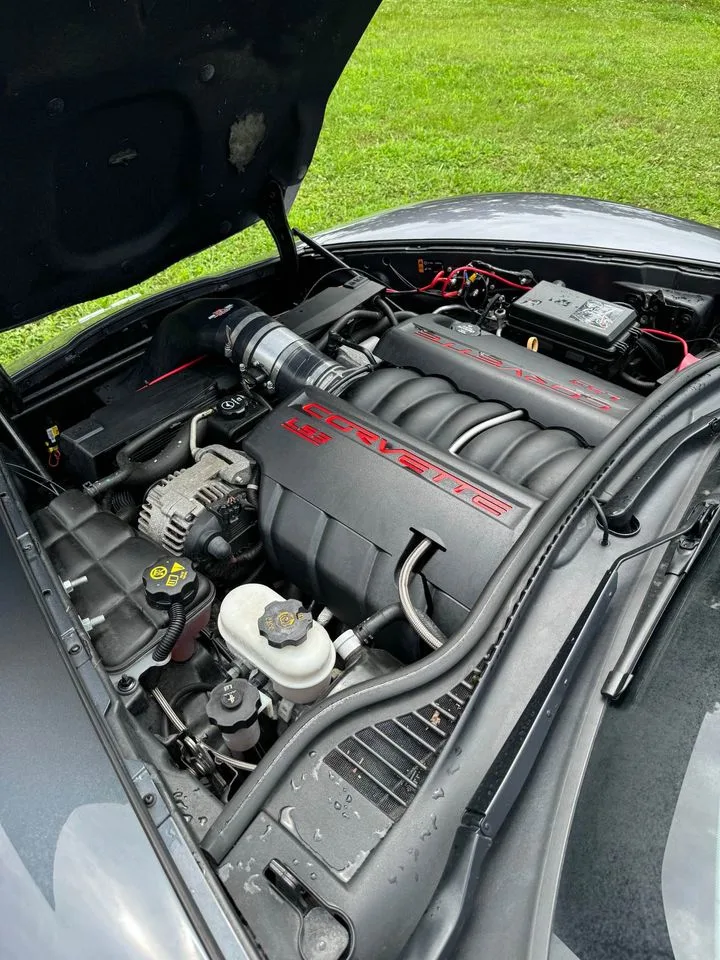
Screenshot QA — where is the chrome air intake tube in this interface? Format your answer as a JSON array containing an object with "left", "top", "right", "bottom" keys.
[{"left": 224, "top": 306, "right": 370, "bottom": 398}]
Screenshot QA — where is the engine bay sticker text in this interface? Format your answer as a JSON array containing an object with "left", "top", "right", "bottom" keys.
[{"left": 571, "top": 300, "right": 627, "bottom": 331}]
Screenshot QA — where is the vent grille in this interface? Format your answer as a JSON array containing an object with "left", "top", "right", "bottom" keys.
[{"left": 325, "top": 672, "right": 480, "bottom": 822}]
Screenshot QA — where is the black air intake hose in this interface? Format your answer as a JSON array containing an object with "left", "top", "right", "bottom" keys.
[{"left": 141, "top": 298, "right": 370, "bottom": 400}]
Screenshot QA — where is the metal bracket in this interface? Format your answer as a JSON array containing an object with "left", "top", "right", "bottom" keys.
[
  {"left": 257, "top": 180, "right": 299, "bottom": 292},
  {"left": 602, "top": 497, "right": 720, "bottom": 699}
]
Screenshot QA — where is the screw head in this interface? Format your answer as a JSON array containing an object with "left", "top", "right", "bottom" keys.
[
  {"left": 68, "top": 643, "right": 81, "bottom": 655},
  {"left": 117, "top": 674, "right": 136, "bottom": 694},
  {"left": 46, "top": 97, "right": 64, "bottom": 117},
  {"left": 142, "top": 793, "right": 156, "bottom": 807}
]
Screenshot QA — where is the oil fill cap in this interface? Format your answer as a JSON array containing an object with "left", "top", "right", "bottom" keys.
[
  {"left": 218, "top": 394, "right": 249, "bottom": 417},
  {"left": 258, "top": 599, "right": 311, "bottom": 648},
  {"left": 142, "top": 557, "right": 198, "bottom": 608}
]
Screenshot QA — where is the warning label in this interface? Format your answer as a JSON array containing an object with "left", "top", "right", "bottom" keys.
[
  {"left": 571, "top": 300, "right": 626, "bottom": 332},
  {"left": 149, "top": 561, "right": 188, "bottom": 587}
]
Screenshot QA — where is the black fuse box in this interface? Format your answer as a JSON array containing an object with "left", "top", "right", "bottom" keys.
[{"left": 508, "top": 281, "right": 637, "bottom": 372}]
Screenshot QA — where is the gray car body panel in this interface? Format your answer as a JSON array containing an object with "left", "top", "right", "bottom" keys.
[
  {"left": 316, "top": 192, "right": 720, "bottom": 265},
  {"left": 0, "top": 478, "right": 215, "bottom": 960}
]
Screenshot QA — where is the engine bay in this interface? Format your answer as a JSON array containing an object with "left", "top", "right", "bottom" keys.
[{"left": 5, "top": 243, "right": 720, "bottom": 950}]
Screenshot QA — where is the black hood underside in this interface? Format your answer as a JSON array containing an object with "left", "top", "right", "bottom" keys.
[{"left": 0, "top": 1, "right": 380, "bottom": 330}]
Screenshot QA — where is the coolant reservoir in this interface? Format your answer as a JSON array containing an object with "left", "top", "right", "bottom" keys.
[{"left": 217, "top": 584, "right": 335, "bottom": 703}]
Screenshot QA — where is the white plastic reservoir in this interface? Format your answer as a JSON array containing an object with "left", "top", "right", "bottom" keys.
[{"left": 217, "top": 583, "right": 335, "bottom": 703}]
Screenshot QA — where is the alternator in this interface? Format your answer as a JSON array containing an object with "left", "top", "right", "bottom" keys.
[{"left": 139, "top": 444, "right": 254, "bottom": 560}]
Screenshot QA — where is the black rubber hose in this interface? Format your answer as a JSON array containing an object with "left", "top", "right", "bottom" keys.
[
  {"left": 119, "top": 420, "right": 200, "bottom": 489},
  {"left": 376, "top": 298, "right": 399, "bottom": 327},
  {"left": 316, "top": 309, "right": 382, "bottom": 351},
  {"left": 84, "top": 410, "right": 207, "bottom": 498},
  {"left": 101, "top": 488, "right": 136, "bottom": 513},
  {"left": 621, "top": 371, "right": 656, "bottom": 391},
  {"left": 317, "top": 307, "right": 415, "bottom": 353},
  {"left": 153, "top": 602, "right": 187, "bottom": 662},
  {"left": 202, "top": 352, "right": 720, "bottom": 863},
  {"left": 355, "top": 602, "right": 405, "bottom": 644},
  {"left": 233, "top": 541, "right": 263, "bottom": 564},
  {"left": 590, "top": 495, "right": 610, "bottom": 546}
]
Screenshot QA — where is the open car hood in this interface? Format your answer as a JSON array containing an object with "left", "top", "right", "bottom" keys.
[{"left": 0, "top": 0, "right": 380, "bottom": 330}]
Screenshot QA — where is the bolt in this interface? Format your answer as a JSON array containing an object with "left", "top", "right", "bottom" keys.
[
  {"left": 46, "top": 97, "right": 64, "bottom": 117},
  {"left": 117, "top": 674, "right": 136, "bottom": 694},
  {"left": 68, "top": 643, "right": 81, "bottom": 655},
  {"left": 81, "top": 614, "right": 106, "bottom": 633},
  {"left": 143, "top": 793, "right": 156, "bottom": 807},
  {"left": 63, "top": 575, "right": 88, "bottom": 595}
]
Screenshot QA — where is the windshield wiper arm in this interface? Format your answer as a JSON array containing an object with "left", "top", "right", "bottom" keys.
[
  {"left": 602, "top": 498, "right": 720, "bottom": 700},
  {"left": 401, "top": 500, "right": 720, "bottom": 960}
]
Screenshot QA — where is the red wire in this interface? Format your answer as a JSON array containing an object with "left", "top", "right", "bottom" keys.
[
  {"left": 419, "top": 270, "right": 447, "bottom": 293},
  {"left": 138, "top": 355, "right": 206, "bottom": 391},
  {"left": 388, "top": 266, "right": 532, "bottom": 297},
  {"left": 440, "top": 265, "right": 532, "bottom": 294},
  {"left": 639, "top": 328, "right": 688, "bottom": 357}
]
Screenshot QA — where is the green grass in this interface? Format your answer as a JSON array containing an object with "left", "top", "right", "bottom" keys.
[{"left": 3, "top": 0, "right": 719, "bottom": 366}]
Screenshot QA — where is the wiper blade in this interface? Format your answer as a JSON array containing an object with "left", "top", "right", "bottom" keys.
[
  {"left": 602, "top": 498, "right": 720, "bottom": 700},
  {"left": 401, "top": 500, "right": 720, "bottom": 960}
]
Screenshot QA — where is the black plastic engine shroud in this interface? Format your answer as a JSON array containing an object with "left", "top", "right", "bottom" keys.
[{"left": 243, "top": 386, "right": 543, "bottom": 642}]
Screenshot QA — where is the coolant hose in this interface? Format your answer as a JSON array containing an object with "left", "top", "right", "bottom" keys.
[
  {"left": 355, "top": 602, "right": 405, "bottom": 644},
  {"left": 153, "top": 602, "right": 187, "bottom": 662},
  {"left": 84, "top": 409, "right": 208, "bottom": 498}
]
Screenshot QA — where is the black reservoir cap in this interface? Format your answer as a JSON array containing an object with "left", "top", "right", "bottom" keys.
[
  {"left": 258, "top": 599, "right": 311, "bottom": 648},
  {"left": 206, "top": 679, "right": 261, "bottom": 733},
  {"left": 142, "top": 557, "right": 198, "bottom": 608}
]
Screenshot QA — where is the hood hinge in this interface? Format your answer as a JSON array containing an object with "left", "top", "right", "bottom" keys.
[{"left": 257, "top": 181, "right": 299, "bottom": 293}]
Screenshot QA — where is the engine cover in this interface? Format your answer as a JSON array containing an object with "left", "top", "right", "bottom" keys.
[
  {"left": 375, "top": 315, "right": 640, "bottom": 444},
  {"left": 244, "top": 385, "right": 545, "bottom": 642}
]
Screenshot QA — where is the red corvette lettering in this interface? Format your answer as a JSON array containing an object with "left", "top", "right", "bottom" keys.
[
  {"left": 414, "top": 329, "right": 617, "bottom": 412},
  {"left": 293, "top": 402, "right": 512, "bottom": 518}
]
